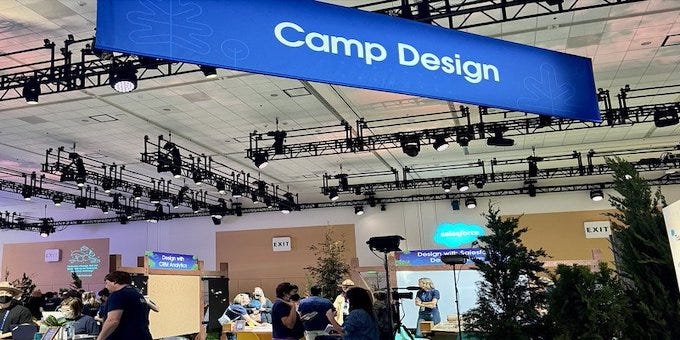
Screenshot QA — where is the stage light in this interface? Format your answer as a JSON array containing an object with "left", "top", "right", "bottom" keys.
[
  {"left": 433, "top": 135, "right": 449, "bottom": 152},
  {"left": 528, "top": 159, "right": 539, "bottom": 177},
  {"left": 264, "top": 197, "right": 273, "bottom": 208},
  {"left": 465, "top": 197, "right": 477, "bottom": 209},
  {"left": 132, "top": 186, "right": 143, "bottom": 200},
  {"left": 354, "top": 186, "right": 362, "bottom": 196},
  {"left": 232, "top": 185, "right": 243, "bottom": 198},
  {"left": 149, "top": 190, "right": 161, "bottom": 204},
  {"left": 451, "top": 199, "right": 460, "bottom": 211},
  {"left": 40, "top": 220, "right": 54, "bottom": 238},
  {"left": 109, "top": 63, "right": 137, "bottom": 93},
  {"left": 75, "top": 196, "right": 87, "bottom": 209},
  {"left": 216, "top": 181, "right": 226, "bottom": 195},
  {"left": 487, "top": 128, "right": 514, "bottom": 147},
  {"left": 192, "top": 201, "right": 201, "bottom": 213},
  {"left": 456, "top": 131, "right": 471, "bottom": 147},
  {"left": 21, "top": 185, "right": 32, "bottom": 201},
  {"left": 233, "top": 203, "right": 243, "bottom": 217},
  {"left": 209, "top": 205, "right": 224, "bottom": 219},
  {"left": 102, "top": 177, "right": 113, "bottom": 193},
  {"left": 101, "top": 204, "right": 109, "bottom": 214},
  {"left": 125, "top": 207, "right": 134, "bottom": 218},
  {"left": 355, "top": 206, "right": 364, "bottom": 216},
  {"left": 280, "top": 203, "right": 291, "bottom": 214},
  {"left": 52, "top": 194, "right": 63, "bottom": 206},
  {"left": 367, "top": 235, "right": 404, "bottom": 252},
  {"left": 170, "top": 147, "right": 182, "bottom": 178},
  {"left": 457, "top": 180, "right": 469, "bottom": 192},
  {"left": 211, "top": 216, "right": 222, "bottom": 225},
  {"left": 328, "top": 188, "right": 339, "bottom": 201},
  {"left": 380, "top": 203, "right": 387, "bottom": 211},
  {"left": 474, "top": 176, "right": 486, "bottom": 189},
  {"left": 653, "top": 105, "right": 679, "bottom": 128},
  {"left": 75, "top": 158, "right": 86, "bottom": 187},
  {"left": 22, "top": 77, "right": 41, "bottom": 104},
  {"left": 119, "top": 215, "right": 129, "bottom": 225},
  {"left": 200, "top": 65, "right": 218, "bottom": 79},
  {"left": 590, "top": 189, "right": 604, "bottom": 202},
  {"left": 268, "top": 130, "right": 287, "bottom": 155},
  {"left": 192, "top": 170, "right": 203, "bottom": 185},
  {"left": 172, "top": 198, "right": 180, "bottom": 209},
  {"left": 442, "top": 181, "right": 452, "bottom": 193},
  {"left": 441, "top": 254, "right": 468, "bottom": 265},
  {"left": 367, "top": 194, "right": 377, "bottom": 208},
  {"left": 528, "top": 183, "right": 537, "bottom": 197},
  {"left": 401, "top": 135, "right": 420, "bottom": 157},
  {"left": 112, "top": 194, "right": 121, "bottom": 209},
  {"left": 253, "top": 151, "right": 269, "bottom": 169},
  {"left": 337, "top": 174, "right": 349, "bottom": 191}
]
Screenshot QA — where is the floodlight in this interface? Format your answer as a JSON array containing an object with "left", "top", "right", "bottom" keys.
[
  {"left": 441, "top": 254, "right": 469, "bottom": 265},
  {"left": 367, "top": 235, "right": 405, "bottom": 252}
]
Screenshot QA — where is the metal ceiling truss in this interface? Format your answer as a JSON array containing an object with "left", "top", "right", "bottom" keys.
[{"left": 356, "top": 0, "right": 645, "bottom": 30}]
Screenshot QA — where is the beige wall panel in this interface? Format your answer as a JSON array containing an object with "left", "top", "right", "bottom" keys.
[{"left": 148, "top": 274, "right": 201, "bottom": 338}]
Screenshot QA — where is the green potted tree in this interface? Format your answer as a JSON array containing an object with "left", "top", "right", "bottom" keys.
[{"left": 304, "top": 227, "right": 351, "bottom": 299}]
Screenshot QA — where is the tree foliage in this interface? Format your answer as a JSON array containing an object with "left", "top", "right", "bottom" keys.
[
  {"left": 546, "top": 263, "right": 630, "bottom": 339},
  {"left": 605, "top": 157, "right": 680, "bottom": 338},
  {"left": 8, "top": 272, "right": 36, "bottom": 302},
  {"left": 70, "top": 271, "right": 82, "bottom": 290},
  {"left": 464, "top": 206, "right": 548, "bottom": 339},
  {"left": 304, "top": 227, "right": 351, "bottom": 300}
]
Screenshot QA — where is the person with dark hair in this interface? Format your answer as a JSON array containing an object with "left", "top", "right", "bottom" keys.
[
  {"left": 0, "top": 281, "right": 32, "bottom": 338},
  {"left": 298, "top": 286, "right": 334, "bottom": 340},
  {"left": 60, "top": 297, "right": 99, "bottom": 335},
  {"left": 95, "top": 288, "right": 110, "bottom": 323},
  {"left": 24, "top": 289, "right": 44, "bottom": 320},
  {"left": 42, "top": 291, "right": 62, "bottom": 312},
  {"left": 95, "top": 271, "right": 152, "bottom": 340},
  {"left": 271, "top": 282, "right": 304, "bottom": 340},
  {"left": 325, "top": 287, "right": 379, "bottom": 339}
]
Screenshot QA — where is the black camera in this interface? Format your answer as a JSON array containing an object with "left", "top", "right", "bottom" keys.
[{"left": 391, "top": 291, "right": 413, "bottom": 300}]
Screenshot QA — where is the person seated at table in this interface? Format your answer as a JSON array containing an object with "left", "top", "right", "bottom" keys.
[
  {"left": 325, "top": 287, "right": 379, "bottom": 340},
  {"left": 224, "top": 293, "right": 261, "bottom": 327},
  {"left": 60, "top": 297, "right": 100, "bottom": 335},
  {"left": 248, "top": 287, "right": 273, "bottom": 324},
  {"left": 298, "top": 286, "right": 334, "bottom": 340}
]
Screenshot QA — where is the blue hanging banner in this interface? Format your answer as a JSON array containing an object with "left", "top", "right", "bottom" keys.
[
  {"left": 396, "top": 248, "right": 486, "bottom": 266},
  {"left": 145, "top": 251, "right": 198, "bottom": 271},
  {"left": 95, "top": 0, "right": 600, "bottom": 122}
]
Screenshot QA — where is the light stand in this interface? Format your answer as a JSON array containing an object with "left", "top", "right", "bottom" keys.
[
  {"left": 366, "top": 236, "right": 413, "bottom": 339},
  {"left": 441, "top": 254, "right": 468, "bottom": 340}
]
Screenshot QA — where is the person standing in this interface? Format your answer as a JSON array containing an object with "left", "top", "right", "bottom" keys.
[
  {"left": 325, "top": 287, "right": 380, "bottom": 339},
  {"left": 96, "top": 271, "right": 152, "bottom": 340},
  {"left": 0, "top": 281, "right": 32, "bottom": 339},
  {"left": 414, "top": 277, "right": 441, "bottom": 337},
  {"left": 332, "top": 279, "right": 354, "bottom": 325},
  {"left": 298, "top": 286, "right": 333, "bottom": 340},
  {"left": 271, "top": 282, "right": 304, "bottom": 340}
]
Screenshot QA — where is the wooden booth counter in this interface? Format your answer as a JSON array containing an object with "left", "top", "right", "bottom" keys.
[{"left": 221, "top": 323, "right": 273, "bottom": 340}]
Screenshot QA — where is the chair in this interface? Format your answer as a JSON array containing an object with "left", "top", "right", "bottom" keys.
[{"left": 236, "top": 332, "right": 260, "bottom": 340}]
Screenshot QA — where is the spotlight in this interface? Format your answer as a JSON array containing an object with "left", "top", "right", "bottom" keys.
[
  {"left": 354, "top": 186, "right": 362, "bottom": 196},
  {"left": 528, "top": 183, "right": 537, "bottom": 197},
  {"left": 528, "top": 159, "right": 539, "bottom": 177},
  {"left": 264, "top": 197, "right": 273, "bottom": 208},
  {"left": 232, "top": 185, "right": 243, "bottom": 198},
  {"left": 172, "top": 198, "right": 180, "bottom": 209},
  {"left": 354, "top": 206, "right": 364, "bottom": 216},
  {"left": 367, "top": 194, "right": 377, "bottom": 208},
  {"left": 109, "top": 63, "right": 137, "bottom": 93},
  {"left": 132, "top": 186, "right": 143, "bottom": 200},
  {"left": 101, "top": 204, "right": 110, "bottom": 214},
  {"left": 653, "top": 105, "right": 679, "bottom": 128},
  {"left": 102, "top": 177, "right": 113, "bottom": 193},
  {"left": 451, "top": 199, "right": 460, "bottom": 211},
  {"left": 192, "top": 170, "right": 203, "bottom": 185},
  {"left": 328, "top": 188, "right": 339, "bottom": 201},
  {"left": 487, "top": 128, "right": 514, "bottom": 147},
  {"left": 280, "top": 203, "right": 291, "bottom": 214},
  {"left": 380, "top": 203, "right": 387, "bottom": 211},
  {"left": 125, "top": 207, "right": 134, "bottom": 218},
  {"left": 75, "top": 196, "right": 87, "bottom": 209},
  {"left": 216, "top": 181, "right": 226, "bottom": 195},
  {"left": 22, "top": 77, "right": 41, "bottom": 104},
  {"left": 149, "top": 190, "right": 161, "bottom": 204},
  {"left": 433, "top": 135, "right": 449, "bottom": 152},
  {"left": 199, "top": 65, "right": 218, "bottom": 79},
  {"left": 170, "top": 147, "right": 182, "bottom": 178},
  {"left": 253, "top": 151, "right": 269, "bottom": 169},
  {"left": 233, "top": 203, "right": 243, "bottom": 217},
  {"left": 209, "top": 205, "right": 224, "bottom": 219},
  {"left": 39, "top": 220, "right": 53, "bottom": 238},
  {"left": 465, "top": 197, "right": 477, "bottom": 209},
  {"left": 456, "top": 130, "right": 471, "bottom": 147},
  {"left": 75, "top": 158, "right": 86, "bottom": 187},
  {"left": 442, "top": 181, "right": 452, "bottom": 193},
  {"left": 366, "top": 235, "right": 404, "bottom": 252},
  {"left": 52, "top": 194, "right": 63, "bottom": 206},
  {"left": 590, "top": 189, "right": 604, "bottom": 202},
  {"left": 211, "top": 216, "right": 222, "bottom": 225},
  {"left": 337, "top": 174, "right": 349, "bottom": 191},
  {"left": 21, "top": 185, "right": 32, "bottom": 201},
  {"left": 119, "top": 215, "right": 129, "bottom": 225},
  {"left": 192, "top": 201, "right": 201, "bottom": 213},
  {"left": 457, "top": 180, "right": 469, "bottom": 192},
  {"left": 474, "top": 176, "right": 486, "bottom": 189},
  {"left": 268, "top": 130, "right": 287, "bottom": 155},
  {"left": 401, "top": 134, "right": 421, "bottom": 157},
  {"left": 112, "top": 194, "right": 121, "bottom": 209}
]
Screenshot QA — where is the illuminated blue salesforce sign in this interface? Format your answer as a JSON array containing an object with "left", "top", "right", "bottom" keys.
[
  {"left": 95, "top": 0, "right": 599, "bottom": 121},
  {"left": 433, "top": 222, "right": 485, "bottom": 248},
  {"left": 146, "top": 251, "right": 198, "bottom": 271}
]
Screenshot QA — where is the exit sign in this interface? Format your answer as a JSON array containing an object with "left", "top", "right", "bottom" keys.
[
  {"left": 272, "top": 237, "right": 291, "bottom": 252},
  {"left": 584, "top": 221, "right": 612, "bottom": 239}
]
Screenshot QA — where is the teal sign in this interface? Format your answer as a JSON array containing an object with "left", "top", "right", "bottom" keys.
[
  {"left": 146, "top": 251, "right": 198, "bottom": 271},
  {"left": 433, "top": 223, "right": 485, "bottom": 248}
]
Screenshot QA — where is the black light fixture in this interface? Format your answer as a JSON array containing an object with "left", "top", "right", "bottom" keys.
[
  {"left": 119, "top": 215, "right": 129, "bottom": 225},
  {"left": 253, "top": 151, "right": 269, "bottom": 169},
  {"left": 367, "top": 194, "right": 377, "bottom": 208},
  {"left": 528, "top": 183, "right": 537, "bottom": 197},
  {"left": 442, "top": 180, "right": 452, "bottom": 193},
  {"left": 653, "top": 105, "right": 679, "bottom": 128},
  {"left": 172, "top": 198, "right": 180, "bottom": 209},
  {"left": 22, "top": 77, "right": 41, "bottom": 104},
  {"left": 457, "top": 180, "right": 469, "bottom": 192},
  {"left": 474, "top": 175, "right": 486, "bottom": 189},
  {"left": 380, "top": 203, "right": 387, "bottom": 211},
  {"left": 74, "top": 158, "right": 86, "bottom": 187},
  {"left": 199, "top": 65, "right": 218, "bottom": 79},
  {"left": 75, "top": 196, "right": 87, "bottom": 209},
  {"left": 401, "top": 134, "right": 421, "bottom": 157},
  {"left": 233, "top": 202, "right": 243, "bottom": 217},
  {"left": 216, "top": 181, "right": 226, "bottom": 195},
  {"left": 367, "top": 235, "right": 404, "bottom": 252},
  {"left": 337, "top": 174, "right": 349, "bottom": 192},
  {"left": 52, "top": 194, "right": 63, "bottom": 206},
  {"left": 101, "top": 203, "right": 110, "bottom": 214},
  {"left": 149, "top": 190, "right": 161, "bottom": 204},
  {"left": 232, "top": 185, "right": 243, "bottom": 198},
  {"left": 192, "top": 170, "right": 203, "bottom": 185},
  {"left": 192, "top": 201, "right": 201, "bottom": 213},
  {"left": 465, "top": 197, "right": 477, "bottom": 209},
  {"left": 590, "top": 189, "right": 604, "bottom": 202},
  {"left": 209, "top": 205, "right": 224, "bottom": 219},
  {"left": 264, "top": 197, "right": 273, "bottom": 208},
  {"left": 40, "top": 219, "right": 54, "bottom": 238},
  {"left": 456, "top": 130, "right": 471, "bottom": 147},
  {"left": 528, "top": 158, "right": 539, "bottom": 177},
  {"left": 328, "top": 188, "right": 339, "bottom": 201},
  {"left": 102, "top": 177, "right": 113, "bottom": 193},
  {"left": 433, "top": 135, "right": 449, "bottom": 152},
  {"left": 109, "top": 62, "right": 137, "bottom": 93},
  {"left": 269, "top": 130, "right": 287, "bottom": 155},
  {"left": 132, "top": 185, "right": 143, "bottom": 200},
  {"left": 354, "top": 206, "right": 365, "bottom": 216},
  {"left": 21, "top": 185, "right": 32, "bottom": 201},
  {"left": 211, "top": 216, "right": 222, "bottom": 225},
  {"left": 125, "top": 207, "right": 134, "bottom": 218},
  {"left": 487, "top": 128, "right": 514, "bottom": 147},
  {"left": 280, "top": 202, "right": 291, "bottom": 214}
]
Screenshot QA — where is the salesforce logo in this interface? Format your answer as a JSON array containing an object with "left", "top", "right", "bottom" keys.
[{"left": 433, "top": 223, "right": 485, "bottom": 248}]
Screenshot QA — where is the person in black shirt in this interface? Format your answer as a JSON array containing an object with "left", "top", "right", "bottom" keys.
[
  {"left": 271, "top": 282, "right": 304, "bottom": 340},
  {"left": 42, "top": 291, "right": 61, "bottom": 312},
  {"left": 0, "top": 281, "right": 33, "bottom": 338},
  {"left": 24, "top": 289, "right": 44, "bottom": 320},
  {"left": 95, "top": 271, "right": 152, "bottom": 340}
]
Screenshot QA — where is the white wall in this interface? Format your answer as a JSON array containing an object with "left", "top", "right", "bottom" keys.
[{"left": 2, "top": 185, "right": 680, "bottom": 272}]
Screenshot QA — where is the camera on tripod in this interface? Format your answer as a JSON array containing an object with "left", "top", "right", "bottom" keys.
[{"left": 391, "top": 290, "right": 413, "bottom": 300}]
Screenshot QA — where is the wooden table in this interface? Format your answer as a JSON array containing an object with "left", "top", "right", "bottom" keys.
[{"left": 221, "top": 324, "right": 273, "bottom": 340}]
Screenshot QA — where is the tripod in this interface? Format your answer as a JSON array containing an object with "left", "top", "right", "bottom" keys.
[
  {"left": 441, "top": 254, "right": 468, "bottom": 340},
  {"left": 451, "top": 262, "right": 463, "bottom": 340},
  {"left": 381, "top": 252, "right": 414, "bottom": 340}
]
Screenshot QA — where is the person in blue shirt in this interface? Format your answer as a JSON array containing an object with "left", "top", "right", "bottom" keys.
[
  {"left": 298, "top": 286, "right": 333, "bottom": 340},
  {"left": 247, "top": 287, "right": 273, "bottom": 324},
  {"left": 95, "top": 271, "right": 152, "bottom": 340},
  {"left": 225, "top": 293, "right": 261, "bottom": 326},
  {"left": 271, "top": 282, "right": 304, "bottom": 340},
  {"left": 414, "top": 277, "right": 441, "bottom": 337},
  {"left": 325, "top": 286, "right": 379, "bottom": 340},
  {"left": 60, "top": 297, "right": 99, "bottom": 335}
]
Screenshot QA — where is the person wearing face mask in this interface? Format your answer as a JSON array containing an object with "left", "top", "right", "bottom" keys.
[
  {"left": 271, "top": 282, "right": 304, "bottom": 340},
  {"left": 60, "top": 297, "right": 100, "bottom": 335},
  {"left": 248, "top": 287, "right": 273, "bottom": 324},
  {"left": 0, "top": 281, "right": 32, "bottom": 339}
]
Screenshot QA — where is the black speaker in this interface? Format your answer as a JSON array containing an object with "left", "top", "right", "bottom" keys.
[{"left": 451, "top": 199, "right": 460, "bottom": 211}]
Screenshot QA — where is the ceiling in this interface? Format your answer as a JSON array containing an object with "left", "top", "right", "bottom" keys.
[{"left": 0, "top": 0, "right": 678, "bottom": 218}]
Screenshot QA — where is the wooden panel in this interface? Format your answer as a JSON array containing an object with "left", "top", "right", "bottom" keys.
[
  {"left": 2, "top": 238, "right": 109, "bottom": 292},
  {"left": 148, "top": 274, "right": 201, "bottom": 338},
  {"left": 508, "top": 210, "right": 615, "bottom": 264},
  {"left": 216, "top": 225, "right": 356, "bottom": 299}
]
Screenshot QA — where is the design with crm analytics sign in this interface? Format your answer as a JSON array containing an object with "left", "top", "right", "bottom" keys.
[{"left": 96, "top": 0, "right": 599, "bottom": 122}]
